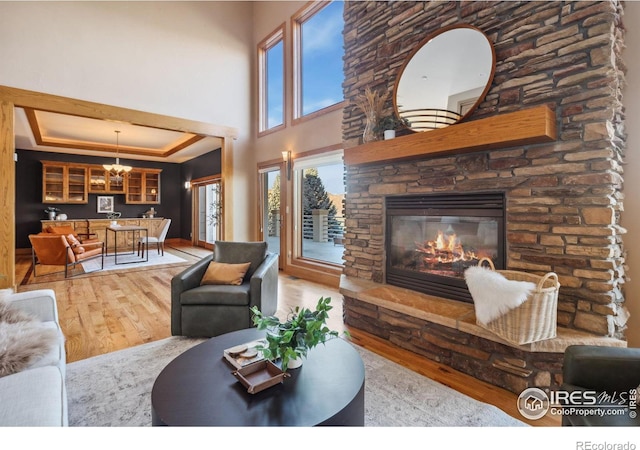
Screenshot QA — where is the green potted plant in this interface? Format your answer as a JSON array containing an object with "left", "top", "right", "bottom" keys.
[
  {"left": 374, "top": 114, "right": 410, "bottom": 140},
  {"left": 250, "top": 296, "right": 345, "bottom": 371}
]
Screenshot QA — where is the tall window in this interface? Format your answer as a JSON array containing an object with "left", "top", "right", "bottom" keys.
[
  {"left": 293, "top": 1, "right": 344, "bottom": 119},
  {"left": 258, "top": 25, "right": 285, "bottom": 133}
]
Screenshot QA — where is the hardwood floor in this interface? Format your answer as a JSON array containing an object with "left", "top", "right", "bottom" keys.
[{"left": 15, "top": 241, "right": 559, "bottom": 427}]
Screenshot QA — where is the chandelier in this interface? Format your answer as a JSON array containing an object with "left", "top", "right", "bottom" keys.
[{"left": 103, "top": 130, "right": 132, "bottom": 182}]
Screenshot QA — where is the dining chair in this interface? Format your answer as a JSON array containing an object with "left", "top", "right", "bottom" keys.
[{"left": 137, "top": 218, "right": 171, "bottom": 257}]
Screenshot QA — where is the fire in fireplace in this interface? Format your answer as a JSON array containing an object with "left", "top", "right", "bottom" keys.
[{"left": 385, "top": 193, "right": 506, "bottom": 303}]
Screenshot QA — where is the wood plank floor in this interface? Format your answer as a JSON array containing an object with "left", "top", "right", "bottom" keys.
[{"left": 15, "top": 241, "right": 559, "bottom": 426}]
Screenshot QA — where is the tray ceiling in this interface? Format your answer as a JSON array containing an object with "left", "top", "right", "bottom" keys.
[{"left": 14, "top": 107, "right": 222, "bottom": 163}]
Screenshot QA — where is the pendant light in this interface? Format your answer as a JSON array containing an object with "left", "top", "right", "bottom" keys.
[{"left": 103, "top": 130, "right": 132, "bottom": 178}]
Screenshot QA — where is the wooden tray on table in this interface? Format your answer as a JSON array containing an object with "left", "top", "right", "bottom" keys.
[{"left": 232, "top": 360, "right": 290, "bottom": 394}]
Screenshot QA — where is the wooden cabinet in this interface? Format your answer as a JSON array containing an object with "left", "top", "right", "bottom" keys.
[
  {"left": 42, "top": 161, "right": 161, "bottom": 204},
  {"left": 126, "top": 169, "right": 161, "bottom": 204},
  {"left": 42, "top": 162, "right": 88, "bottom": 204},
  {"left": 87, "top": 218, "right": 165, "bottom": 250},
  {"left": 41, "top": 220, "right": 76, "bottom": 230},
  {"left": 41, "top": 219, "right": 94, "bottom": 240},
  {"left": 43, "top": 218, "right": 166, "bottom": 250},
  {"left": 42, "top": 164, "right": 64, "bottom": 202},
  {"left": 88, "top": 167, "right": 127, "bottom": 194},
  {"left": 144, "top": 171, "right": 161, "bottom": 203}
]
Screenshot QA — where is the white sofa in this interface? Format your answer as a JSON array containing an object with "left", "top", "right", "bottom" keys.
[{"left": 0, "top": 289, "right": 67, "bottom": 426}]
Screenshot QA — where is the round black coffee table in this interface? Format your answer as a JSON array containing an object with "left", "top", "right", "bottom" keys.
[{"left": 151, "top": 328, "right": 365, "bottom": 426}]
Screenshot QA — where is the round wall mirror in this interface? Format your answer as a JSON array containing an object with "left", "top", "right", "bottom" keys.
[{"left": 393, "top": 24, "right": 496, "bottom": 133}]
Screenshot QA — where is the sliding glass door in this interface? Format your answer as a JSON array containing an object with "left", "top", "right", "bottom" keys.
[
  {"left": 259, "top": 168, "right": 283, "bottom": 267},
  {"left": 258, "top": 151, "right": 344, "bottom": 274},
  {"left": 194, "top": 178, "right": 221, "bottom": 249}
]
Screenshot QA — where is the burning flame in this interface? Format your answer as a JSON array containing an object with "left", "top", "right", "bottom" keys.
[{"left": 415, "top": 230, "right": 478, "bottom": 264}]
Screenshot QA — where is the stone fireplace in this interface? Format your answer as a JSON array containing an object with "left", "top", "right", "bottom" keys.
[{"left": 338, "top": 1, "right": 628, "bottom": 394}]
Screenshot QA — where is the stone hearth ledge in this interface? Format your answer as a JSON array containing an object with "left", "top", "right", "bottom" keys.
[{"left": 339, "top": 275, "right": 626, "bottom": 353}]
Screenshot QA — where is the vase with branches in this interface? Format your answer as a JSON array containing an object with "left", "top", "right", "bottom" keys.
[{"left": 354, "top": 87, "right": 388, "bottom": 143}]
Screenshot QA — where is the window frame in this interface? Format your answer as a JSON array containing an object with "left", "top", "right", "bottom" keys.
[
  {"left": 258, "top": 23, "right": 286, "bottom": 136},
  {"left": 291, "top": 1, "right": 345, "bottom": 124}
]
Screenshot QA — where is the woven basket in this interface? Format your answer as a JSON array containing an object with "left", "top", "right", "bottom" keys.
[{"left": 473, "top": 258, "right": 560, "bottom": 346}]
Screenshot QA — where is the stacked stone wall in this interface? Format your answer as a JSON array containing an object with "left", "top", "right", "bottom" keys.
[
  {"left": 342, "top": 296, "right": 564, "bottom": 394},
  {"left": 342, "top": 1, "right": 627, "bottom": 338}
]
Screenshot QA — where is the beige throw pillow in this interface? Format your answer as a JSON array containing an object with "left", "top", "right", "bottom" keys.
[{"left": 201, "top": 261, "right": 251, "bottom": 286}]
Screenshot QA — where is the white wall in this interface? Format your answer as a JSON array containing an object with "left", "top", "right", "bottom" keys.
[
  {"left": 0, "top": 1, "right": 252, "bottom": 125},
  {"left": 0, "top": 0, "right": 255, "bottom": 239},
  {"left": 621, "top": 2, "right": 640, "bottom": 347}
]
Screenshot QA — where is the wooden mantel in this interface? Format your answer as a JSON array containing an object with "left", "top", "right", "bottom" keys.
[{"left": 344, "top": 105, "right": 557, "bottom": 166}]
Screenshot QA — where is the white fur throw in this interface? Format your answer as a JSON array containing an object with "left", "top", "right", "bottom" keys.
[
  {"left": 0, "top": 299, "right": 60, "bottom": 377},
  {"left": 0, "top": 288, "right": 14, "bottom": 302},
  {"left": 0, "top": 298, "right": 33, "bottom": 323},
  {"left": 464, "top": 266, "right": 536, "bottom": 325}
]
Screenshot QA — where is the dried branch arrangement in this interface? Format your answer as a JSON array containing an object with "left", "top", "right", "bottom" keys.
[{"left": 353, "top": 87, "right": 388, "bottom": 120}]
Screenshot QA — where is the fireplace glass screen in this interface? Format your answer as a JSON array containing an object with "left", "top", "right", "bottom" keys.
[
  {"left": 389, "top": 215, "right": 499, "bottom": 277},
  {"left": 386, "top": 193, "right": 505, "bottom": 302}
]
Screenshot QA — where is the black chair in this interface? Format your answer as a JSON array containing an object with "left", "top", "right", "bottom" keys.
[
  {"left": 561, "top": 345, "right": 640, "bottom": 426},
  {"left": 170, "top": 241, "right": 278, "bottom": 337}
]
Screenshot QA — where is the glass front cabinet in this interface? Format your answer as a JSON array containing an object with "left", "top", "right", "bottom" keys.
[
  {"left": 126, "top": 169, "right": 161, "bottom": 204},
  {"left": 42, "top": 162, "right": 88, "bottom": 204},
  {"left": 89, "top": 167, "right": 127, "bottom": 194},
  {"left": 42, "top": 162, "right": 160, "bottom": 204}
]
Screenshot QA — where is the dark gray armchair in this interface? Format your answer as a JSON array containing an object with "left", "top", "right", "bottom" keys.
[
  {"left": 171, "top": 241, "right": 278, "bottom": 337},
  {"left": 561, "top": 345, "right": 640, "bottom": 426}
]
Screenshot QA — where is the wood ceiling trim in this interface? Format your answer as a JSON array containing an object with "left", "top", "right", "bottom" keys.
[
  {"left": 29, "top": 138, "right": 167, "bottom": 157},
  {"left": 163, "top": 134, "right": 207, "bottom": 157},
  {"left": 0, "top": 85, "right": 238, "bottom": 139},
  {"left": 23, "top": 106, "right": 209, "bottom": 158},
  {"left": 24, "top": 107, "right": 44, "bottom": 146}
]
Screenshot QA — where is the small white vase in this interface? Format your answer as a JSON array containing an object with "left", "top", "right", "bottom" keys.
[
  {"left": 287, "top": 357, "right": 303, "bottom": 370},
  {"left": 384, "top": 129, "right": 396, "bottom": 140}
]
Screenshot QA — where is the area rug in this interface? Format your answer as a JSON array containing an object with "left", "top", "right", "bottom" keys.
[
  {"left": 80, "top": 250, "right": 187, "bottom": 273},
  {"left": 66, "top": 337, "right": 527, "bottom": 427}
]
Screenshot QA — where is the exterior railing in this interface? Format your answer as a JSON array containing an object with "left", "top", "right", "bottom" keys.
[
  {"left": 268, "top": 209, "right": 345, "bottom": 243},
  {"left": 302, "top": 210, "right": 345, "bottom": 242}
]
